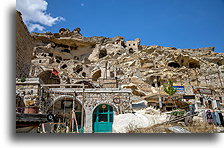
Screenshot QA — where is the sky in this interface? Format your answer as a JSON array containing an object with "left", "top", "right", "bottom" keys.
[{"left": 16, "top": 0, "right": 224, "bottom": 53}]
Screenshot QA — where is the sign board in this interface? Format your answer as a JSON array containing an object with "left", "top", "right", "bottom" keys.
[
  {"left": 183, "top": 95, "right": 195, "bottom": 99},
  {"left": 173, "top": 86, "right": 185, "bottom": 94},
  {"left": 193, "top": 87, "right": 212, "bottom": 95}
]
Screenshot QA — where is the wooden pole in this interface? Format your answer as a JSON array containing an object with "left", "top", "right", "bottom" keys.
[
  {"left": 72, "top": 97, "right": 79, "bottom": 133},
  {"left": 81, "top": 84, "right": 85, "bottom": 132}
]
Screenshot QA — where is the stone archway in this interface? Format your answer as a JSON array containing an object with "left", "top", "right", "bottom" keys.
[{"left": 47, "top": 95, "right": 85, "bottom": 132}]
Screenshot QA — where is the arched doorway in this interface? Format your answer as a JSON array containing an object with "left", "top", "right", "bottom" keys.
[
  {"left": 92, "top": 104, "right": 114, "bottom": 133},
  {"left": 47, "top": 97, "right": 85, "bottom": 133},
  {"left": 129, "top": 48, "right": 134, "bottom": 54}
]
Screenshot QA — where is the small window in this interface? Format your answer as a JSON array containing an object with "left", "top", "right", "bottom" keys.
[
  {"left": 56, "top": 59, "right": 60, "bottom": 63},
  {"left": 99, "top": 114, "right": 108, "bottom": 122},
  {"left": 48, "top": 53, "right": 53, "bottom": 57},
  {"left": 61, "top": 64, "right": 67, "bottom": 69}
]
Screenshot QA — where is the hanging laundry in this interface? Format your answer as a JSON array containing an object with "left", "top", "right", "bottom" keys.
[
  {"left": 215, "top": 111, "right": 221, "bottom": 126},
  {"left": 211, "top": 110, "right": 217, "bottom": 125},
  {"left": 212, "top": 100, "right": 218, "bottom": 109},
  {"left": 206, "top": 110, "right": 213, "bottom": 124},
  {"left": 218, "top": 112, "right": 224, "bottom": 127},
  {"left": 201, "top": 110, "right": 207, "bottom": 122}
]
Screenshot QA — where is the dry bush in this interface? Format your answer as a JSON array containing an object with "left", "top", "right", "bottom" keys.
[
  {"left": 128, "top": 123, "right": 176, "bottom": 133},
  {"left": 185, "top": 120, "right": 216, "bottom": 133}
]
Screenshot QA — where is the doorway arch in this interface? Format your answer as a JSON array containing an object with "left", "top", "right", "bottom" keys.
[
  {"left": 47, "top": 96, "right": 85, "bottom": 133},
  {"left": 92, "top": 104, "right": 114, "bottom": 133},
  {"left": 129, "top": 48, "right": 134, "bottom": 54}
]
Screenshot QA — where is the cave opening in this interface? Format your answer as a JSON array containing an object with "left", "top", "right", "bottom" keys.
[
  {"left": 82, "top": 72, "right": 86, "bottom": 77},
  {"left": 92, "top": 70, "right": 101, "bottom": 81},
  {"left": 189, "top": 62, "right": 200, "bottom": 68},
  {"left": 38, "top": 70, "right": 60, "bottom": 85},
  {"left": 61, "top": 64, "right": 67, "bottom": 69},
  {"left": 61, "top": 49, "right": 70, "bottom": 53},
  {"left": 152, "top": 82, "right": 161, "bottom": 87},
  {"left": 168, "top": 62, "right": 181, "bottom": 68},
  {"left": 99, "top": 49, "right": 107, "bottom": 58}
]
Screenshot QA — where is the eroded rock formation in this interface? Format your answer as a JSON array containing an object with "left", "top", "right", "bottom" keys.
[
  {"left": 19, "top": 23, "right": 224, "bottom": 99},
  {"left": 16, "top": 11, "right": 36, "bottom": 78}
]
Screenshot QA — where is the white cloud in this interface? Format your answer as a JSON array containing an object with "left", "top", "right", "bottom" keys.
[
  {"left": 16, "top": 0, "right": 65, "bottom": 32},
  {"left": 28, "top": 24, "right": 45, "bottom": 32}
]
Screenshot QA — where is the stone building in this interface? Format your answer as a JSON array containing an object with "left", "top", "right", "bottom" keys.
[
  {"left": 125, "top": 38, "right": 141, "bottom": 54},
  {"left": 16, "top": 78, "right": 132, "bottom": 133}
]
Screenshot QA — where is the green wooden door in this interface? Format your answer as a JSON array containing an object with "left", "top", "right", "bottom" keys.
[{"left": 93, "top": 104, "right": 113, "bottom": 133}]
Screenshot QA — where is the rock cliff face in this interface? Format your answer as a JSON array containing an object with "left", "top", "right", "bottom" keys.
[
  {"left": 25, "top": 25, "right": 224, "bottom": 99},
  {"left": 16, "top": 11, "right": 36, "bottom": 78}
]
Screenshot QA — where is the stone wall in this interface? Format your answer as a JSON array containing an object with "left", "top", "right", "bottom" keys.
[{"left": 16, "top": 78, "right": 41, "bottom": 110}]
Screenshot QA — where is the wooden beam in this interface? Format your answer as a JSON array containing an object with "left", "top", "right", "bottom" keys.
[
  {"left": 81, "top": 84, "right": 85, "bottom": 131},
  {"left": 41, "top": 84, "right": 88, "bottom": 87}
]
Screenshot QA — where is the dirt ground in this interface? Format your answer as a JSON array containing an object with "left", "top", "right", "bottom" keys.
[{"left": 128, "top": 120, "right": 224, "bottom": 133}]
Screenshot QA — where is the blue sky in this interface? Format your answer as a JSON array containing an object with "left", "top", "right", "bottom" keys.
[{"left": 17, "top": 0, "right": 224, "bottom": 53}]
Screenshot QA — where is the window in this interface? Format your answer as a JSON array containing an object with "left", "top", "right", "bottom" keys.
[
  {"left": 61, "top": 64, "right": 67, "bottom": 69},
  {"left": 99, "top": 114, "right": 108, "bottom": 122}
]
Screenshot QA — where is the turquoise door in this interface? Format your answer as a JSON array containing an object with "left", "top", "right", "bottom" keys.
[{"left": 93, "top": 104, "right": 114, "bottom": 133}]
